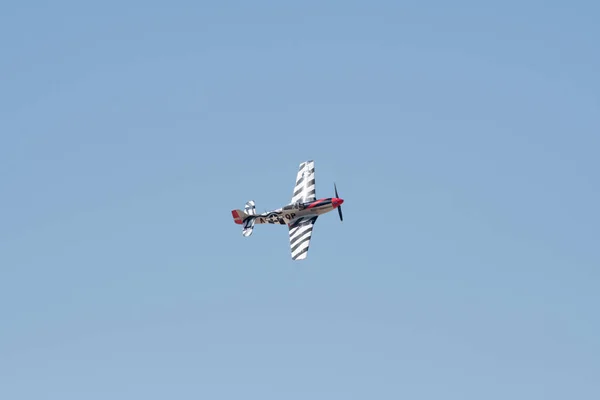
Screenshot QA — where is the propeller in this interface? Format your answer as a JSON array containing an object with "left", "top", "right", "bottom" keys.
[{"left": 334, "top": 183, "right": 343, "bottom": 222}]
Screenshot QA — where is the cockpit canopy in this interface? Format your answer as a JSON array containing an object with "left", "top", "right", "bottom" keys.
[{"left": 283, "top": 203, "right": 306, "bottom": 210}]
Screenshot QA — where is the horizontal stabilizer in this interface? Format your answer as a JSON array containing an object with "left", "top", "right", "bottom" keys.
[
  {"left": 245, "top": 200, "right": 256, "bottom": 215},
  {"left": 243, "top": 217, "right": 255, "bottom": 236}
]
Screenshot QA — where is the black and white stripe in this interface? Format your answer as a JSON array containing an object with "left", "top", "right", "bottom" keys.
[
  {"left": 242, "top": 216, "right": 255, "bottom": 236},
  {"left": 288, "top": 215, "right": 318, "bottom": 260},
  {"left": 245, "top": 200, "right": 256, "bottom": 215},
  {"left": 291, "top": 160, "right": 316, "bottom": 204}
]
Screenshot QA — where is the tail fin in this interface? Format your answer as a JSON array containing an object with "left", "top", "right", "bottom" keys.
[
  {"left": 231, "top": 209, "right": 247, "bottom": 225},
  {"left": 232, "top": 200, "right": 257, "bottom": 236}
]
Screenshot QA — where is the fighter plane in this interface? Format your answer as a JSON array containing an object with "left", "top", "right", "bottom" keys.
[{"left": 231, "top": 160, "right": 344, "bottom": 260}]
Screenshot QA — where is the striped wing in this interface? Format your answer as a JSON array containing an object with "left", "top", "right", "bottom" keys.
[
  {"left": 291, "top": 160, "right": 316, "bottom": 204},
  {"left": 288, "top": 215, "right": 318, "bottom": 260}
]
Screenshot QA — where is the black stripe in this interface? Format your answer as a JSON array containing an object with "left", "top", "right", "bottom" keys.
[
  {"left": 289, "top": 223, "right": 303, "bottom": 236},
  {"left": 293, "top": 170, "right": 315, "bottom": 198},
  {"left": 289, "top": 215, "right": 317, "bottom": 229},
  {"left": 290, "top": 217, "right": 317, "bottom": 247},
  {"left": 289, "top": 218, "right": 305, "bottom": 229},
  {"left": 291, "top": 235, "right": 311, "bottom": 253},
  {"left": 298, "top": 216, "right": 317, "bottom": 227},
  {"left": 292, "top": 247, "right": 309, "bottom": 259},
  {"left": 290, "top": 227, "right": 312, "bottom": 246}
]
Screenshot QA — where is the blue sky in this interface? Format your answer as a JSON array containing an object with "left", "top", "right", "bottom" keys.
[{"left": 1, "top": 1, "right": 599, "bottom": 399}]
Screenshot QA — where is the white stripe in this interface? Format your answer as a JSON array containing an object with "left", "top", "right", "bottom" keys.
[
  {"left": 290, "top": 227, "right": 312, "bottom": 245},
  {"left": 291, "top": 240, "right": 310, "bottom": 259}
]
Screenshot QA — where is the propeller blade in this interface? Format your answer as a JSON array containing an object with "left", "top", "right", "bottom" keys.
[{"left": 334, "top": 182, "right": 343, "bottom": 221}]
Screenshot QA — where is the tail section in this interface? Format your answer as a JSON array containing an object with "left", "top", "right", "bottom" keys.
[
  {"left": 231, "top": 209, "right": 247, "bottom": 225},
  {"left": 231, "top": 201, "right": 257, "bottom": 236}
]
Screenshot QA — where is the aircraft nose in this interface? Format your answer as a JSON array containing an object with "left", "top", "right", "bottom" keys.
[{"left": 333, "top": 198, "right": 344, "bottom": 207}]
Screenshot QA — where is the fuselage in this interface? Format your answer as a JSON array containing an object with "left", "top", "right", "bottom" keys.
[{"left": 252, "top": 197, "right": 344, "bottom": 225}]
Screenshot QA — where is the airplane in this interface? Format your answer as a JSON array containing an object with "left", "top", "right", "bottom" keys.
[{"left": 231, "top": 160, "right": 344, "bottom": 260}]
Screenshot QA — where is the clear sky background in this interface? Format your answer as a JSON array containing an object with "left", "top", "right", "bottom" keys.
[{"left": 1, "top": 1, "right": 599, "bottom": 399}]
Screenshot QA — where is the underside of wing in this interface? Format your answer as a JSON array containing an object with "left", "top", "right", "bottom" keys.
[
  {"left": 288, "top": 215, "right": 318, "bottom": 260},
  {"left": 291, "top": 160, "right": 316, "bottom": 204}
]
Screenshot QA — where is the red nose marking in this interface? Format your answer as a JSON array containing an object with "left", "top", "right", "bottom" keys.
[{"left": 332, "top": 198, "right": 344, "bottom": 208}]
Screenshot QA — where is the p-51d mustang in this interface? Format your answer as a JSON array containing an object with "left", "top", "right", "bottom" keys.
[{"left": 231, "top": 160, "right": 344, "bottom": 260}]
